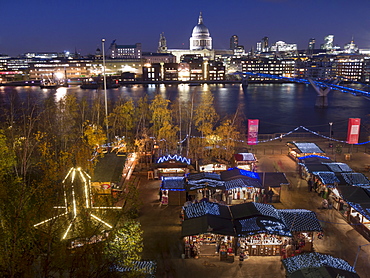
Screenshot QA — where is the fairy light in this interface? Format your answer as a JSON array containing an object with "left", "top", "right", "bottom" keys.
[
  {"left": 34, "top": 166, "right": 121, "bottom": 241},
  {"left": 91, "top": 214, "right": 113, "bottom": 229}
]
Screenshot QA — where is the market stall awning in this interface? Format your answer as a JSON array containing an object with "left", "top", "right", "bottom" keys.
[
  {"left": 313, "top": 172, "right": 340, "bottom": 187},
  {"left": 181, "top": 215, "right": 235, "bottom": 237},
  {"left": 160, "top": 177, "right": 186, "bottom": 190},
  {"left": 185, "top": 172, "right": 225, "bottom": 191},
  {"left": 323, "top": 162, "right": 352, "bottom": 173},
  {"left": 282, "top": 252, "right": 359, "bottom": 278},
  {"left": 297, "top": 156, "right": 332, "bottom": 164},
  {"left": 181, "top": 201, "right": 322, "bottom": 238},
  {"left": 234, "top": 153, "right": 257, "bottom": 162},
  {"left": 337, "top": 186, "right": 370, "bottom": 219},
  {"left": 220, "top": 168, "right": 260, "bottom": 181},
  {"left": 229, "top": 202, "right": 280, "bottom": 220},
  {"left": 341, "top": 173, "right": 370, "bottom": 186},
  {"left": 234, "top": 216, "right": 291, "bottom": 237},
  {"left": 288, "top": 142, "right": 325, "bottom": 154},
  {"left": 278, "top": 209, "right": 322, "bottom": 232},
  {"left": 259, "top": 172, "right": 290, "bottom": 188},
  {"left": 187, "top": 172, "right": 221, "bottom": 181},
  {"left": 183, "top": 201, "right": 232, "bottom": 220},
  {"left": 301, "top": 163, "right": 332, "bottom": 174},
  {"left": 224, "top": 178, "right": 263, "bottom": 190}
]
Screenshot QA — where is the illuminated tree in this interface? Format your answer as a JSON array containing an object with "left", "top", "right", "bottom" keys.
[
  {"left": 193, "top": 91, "right": 219, "bottom": 161},
  {"left": 105, "top": 220, "right": 143, "bottom": 270},
  {"left": 109, "top": 98, "right": 135, "bottom": 149}
]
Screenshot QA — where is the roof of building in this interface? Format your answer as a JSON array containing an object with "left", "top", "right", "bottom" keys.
[
  {"left": 160, "top": 177, "right": 186, "bottom": 190},
  {"left": 91, "top": 153, "right": 126, "bottom": 183},
  {"left": 282, "top": 252, "right": 358, "bottom": 277},
  {"left": 288, "top": 142, "right": 325, "bottom": 154},
  {"left": 234, "top": 153, "right": 257, "bottom": 162}
]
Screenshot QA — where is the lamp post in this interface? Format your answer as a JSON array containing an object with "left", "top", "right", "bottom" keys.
[
  {"left": 353, "top": 243, "right": 370, "bottom": 270},
  {"left": 329, "top": 122, "right": 333, "bottom": 138},
  {"left": 102, "top": 38, "right": 109, "bottom": 143}
]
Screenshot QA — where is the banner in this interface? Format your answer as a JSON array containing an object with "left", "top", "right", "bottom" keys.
[
  {"left": 347, "top": 118, "right": 361, "bottom": 144},
  {"left": 247, "top": 119, "right": 259, "bottom": 145}
]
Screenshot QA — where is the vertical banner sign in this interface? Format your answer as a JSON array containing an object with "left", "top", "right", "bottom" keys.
[
  {"left": 347, "top": 118, "right": 361, "bottom": 144},
  {"left": 247, "top": 119, "right": 259, "bottom": 145}
]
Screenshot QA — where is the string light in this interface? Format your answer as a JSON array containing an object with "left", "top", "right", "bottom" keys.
[
  {"left": 157, "top": 154, "right": 191, "bottom": 164},
  {"left": 34, "top": 166, "right": 122, "bottom": 241},
  {"left": 283, "top": 252, "right": 357, "bottom": 275}
]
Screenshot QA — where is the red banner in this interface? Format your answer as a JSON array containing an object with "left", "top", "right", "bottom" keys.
[
  {"left": 347, "top": 118, "right": 361, "bottom": 144},
  {"left": 247, "top": 119, "right": 259, "bottom": 145}
]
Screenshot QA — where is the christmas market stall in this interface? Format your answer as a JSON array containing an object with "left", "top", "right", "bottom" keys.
[
  {"left": 160, "top": 176, "right": 186, "bottom": 205},
  {"left": 300, "top": 161, "right": 353, "bottom": 193},
  {"left": 231, "top": 202, "right": 322, "bottom": 257},
  {"left": 181, "top": 201, "right": 321, "bottom": 260},
  {"left": 310, "top": 171, "right": 369, "bottom": 212},
  {"left": 297, "top": 155, "right": 333, "bottom": 180},
  {"left": 282, "top": 252, "right": 359, "bottom": 278},
  {"left": 287, "top": 142, "right": 326, "bottom": 162},
  {"left": 154, "top": 155, "right": 191, "bottom": 179},
  {"left": 198, "top": 160, "right": 227, "bottom": 173},
  {"left": 185, "top": 172, "right": 225, "bottom": 203},
  {"left": 221, "top": 168, "right": 289, "bottom": 203},
  {"left": 91, "top": 153, "right": 127, "bottom": 203},
  {"left": 234, "top": 153, "right": 258, "bottom": 171},
  {"left": 336, "top": 185, "right": 370, "bottom": 241},
  {"left": 181, "top": 201, "right": 236, "bottom": 260}
]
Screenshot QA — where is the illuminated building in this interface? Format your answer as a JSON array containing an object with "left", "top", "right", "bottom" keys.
[
  {"left": 269, "top": 41, "right": 297, "bottom": 52},
  {"left": 321, "top": 35, "right": 334, "bottom": 50},
  {"left": 343, "top": 39, "right": 358, "bottom": 54},
  {"left": 240, "top": 57, "right": 296, "bottom": 80},
  {"left": 308, "top": 38, "right": 316, "bottom": 50},
  {"left": 109, "top": 41, "right": 142, "bottom": 59},
  {"left": 333, "top": 54, "right": 364, "bottom": 81},
  {"left": 189, "top": 12, "right": 212, "bottom": 50}
]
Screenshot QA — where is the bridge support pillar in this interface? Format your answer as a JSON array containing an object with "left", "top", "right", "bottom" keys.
[
  {"left": 308, "top": 78, "right": 339, "bottom": 108},
  {"left": 315, "top": 95, "right": 328, "bottom": 108}
]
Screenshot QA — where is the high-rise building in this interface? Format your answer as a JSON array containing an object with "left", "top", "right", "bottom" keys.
[
  {"left": 344, "top": 39, "right": 358, "bottom": 54},
  {"left": 261, "top": 37, "right": 269, "bottom": 52},
  {"left": 321, "top": 35, "right": 334, "bottom": 50},
  {"left": 230, "top": 35, "right": 238, "bottom": 50},
  {"left": 308, "top": 38, "right": 315, "bottom": 50},
  {"left": 189, "top": 12, "right": 212, "bottom": 50}
]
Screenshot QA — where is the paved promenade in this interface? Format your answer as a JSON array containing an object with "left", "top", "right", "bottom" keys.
[{"left": 136, "top": 136, "right": 370, "bottom": 278}]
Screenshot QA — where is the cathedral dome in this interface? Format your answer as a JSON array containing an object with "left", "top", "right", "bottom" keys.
[
  {"left": 192, "top": 21, "right": 210, "bottom": 38},
  {"left": 190, "top": 12, "right": 212, "bottom": 50}
]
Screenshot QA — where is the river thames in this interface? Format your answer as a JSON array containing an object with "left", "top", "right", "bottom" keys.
[{"left": 1, "top": 83, "right": 369, "bottom": 139}]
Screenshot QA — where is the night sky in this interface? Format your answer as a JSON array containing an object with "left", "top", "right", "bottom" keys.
[{"left": 1, "top": 0, "right": 370, "bottom": 56}]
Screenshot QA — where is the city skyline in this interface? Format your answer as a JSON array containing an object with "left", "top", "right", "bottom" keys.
[{"left": 1, "top": 0, "right": 370, "bottom": 56}]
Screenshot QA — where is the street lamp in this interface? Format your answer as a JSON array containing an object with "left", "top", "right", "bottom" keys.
[
  {"left": 353, "top": 243, "right": 370, "bottom": 270},
  {"left": 102, "top": 38, "right": 109, "bottom": 143},
  {"left": 329, "top": 122, "right": 333, "bottom": 138}
]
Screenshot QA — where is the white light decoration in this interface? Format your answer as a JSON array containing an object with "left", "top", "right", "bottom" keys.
[
  {"left": 157, "top": 154, "right": 191, "bottom": 164},
  {"left": 283, "top": 252, "right": 357, "bottom": 275},
  {"left": 34, "top": 167, "right": 122, "bottom": 240},
  {"left": 184, "top": 201, "right": 221, "bottom": 219}
]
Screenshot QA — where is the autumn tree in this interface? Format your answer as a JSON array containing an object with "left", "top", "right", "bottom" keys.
[
  {"left": 149, "top": 94, "right": 178, "bottom": 155},
  {"left": 192, "top": 91, "right": 219, "bottom": 161},
  {"left": 109, "top": 98, "right": 135, "bottom": 145}
]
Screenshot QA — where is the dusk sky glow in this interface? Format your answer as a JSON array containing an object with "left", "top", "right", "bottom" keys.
[{"left": 2, "top": 0, "right": 370, "bottom": 56}]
